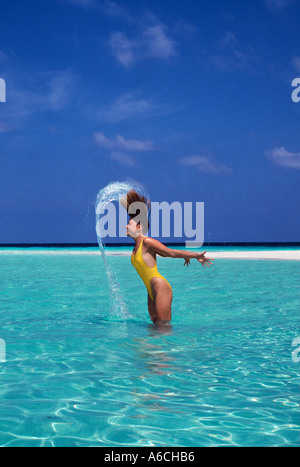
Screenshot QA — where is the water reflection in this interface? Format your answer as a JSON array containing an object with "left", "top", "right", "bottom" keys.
[
  {"left": 147, "top": 323, "right": 173, "bottom": 337},
  {"left": 130, "top": 324, "right": 175, "bottom": 376},
  {"left": 127, "top": 325, "right": 187, "bottom": 416}
]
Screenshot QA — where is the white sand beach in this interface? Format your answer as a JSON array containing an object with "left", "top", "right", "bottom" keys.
[
  {"left": 207, "top": 250, "right": 300, "bottom": 261},
  {"left": 107, "top": 250, "right": 300, "bottom": 260},
  {"left": 0, "top": 248, "right": 300, "bottom": 260}
]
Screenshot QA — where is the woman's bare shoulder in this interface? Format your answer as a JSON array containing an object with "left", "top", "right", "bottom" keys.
[
  {"left": 143, "top": 237, "right": 162, "bottom": 248},
  {"left": 143, "top": 237, "right": 172, "bottom": 257}
]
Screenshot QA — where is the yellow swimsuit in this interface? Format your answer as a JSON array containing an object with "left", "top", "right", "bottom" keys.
[{"left": 131, "top": 237, "right": 172, "bottom": 302}]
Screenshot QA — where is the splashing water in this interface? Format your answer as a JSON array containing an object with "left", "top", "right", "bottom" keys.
[{"left": 95, "top": 180, "right": 150, "bottom": 319}]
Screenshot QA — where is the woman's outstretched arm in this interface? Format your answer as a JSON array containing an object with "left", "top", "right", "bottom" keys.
[{"left": 144, "top": 238, "right": 213, "bottom": 268}]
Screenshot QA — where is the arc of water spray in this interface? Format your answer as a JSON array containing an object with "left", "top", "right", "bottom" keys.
[{"left": 95, "top": 180, "right": 150, "bottom": 319}]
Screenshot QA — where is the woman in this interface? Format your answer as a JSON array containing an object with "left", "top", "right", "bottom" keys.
[{"left": 122, "top": 190, "right": 213, "bottom": 325}]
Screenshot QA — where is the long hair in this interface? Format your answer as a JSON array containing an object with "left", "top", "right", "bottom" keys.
[{"left": 120, "top": 189, "right": 151, "bottom": 232}]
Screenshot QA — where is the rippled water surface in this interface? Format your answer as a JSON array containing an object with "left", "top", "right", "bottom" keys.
[{"left": 0, "top": 249, "right": 299, "bottom": 446}]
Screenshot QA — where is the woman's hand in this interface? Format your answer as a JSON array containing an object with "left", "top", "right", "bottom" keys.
[
  {"left": 196, "top": 251, "right": 213, "bottom": 268},
  {"left": 184, "top": 251, "right": 213, "bottom": 268}
]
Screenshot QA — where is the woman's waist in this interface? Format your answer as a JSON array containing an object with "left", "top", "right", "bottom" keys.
[{"left": 134, "top": 264, "right": 167, "bottom": 281}]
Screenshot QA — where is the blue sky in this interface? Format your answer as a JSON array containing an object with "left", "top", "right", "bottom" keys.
[{"left": 0, "top": 0, "right": 300, "bottom": 243}]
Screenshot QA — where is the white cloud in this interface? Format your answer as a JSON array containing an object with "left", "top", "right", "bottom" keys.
[
  {"left": 102, "top": 0, "right": 134, "bottom": 22},
  {"left": 108, "top": 32, "right": 136, "bottom": 67},
  {"left": 60, "top": 1, "right": 178, "bottom": 67},
  {"left": 265, "top": 147, "right": 300, "bottom": 169},
  {"left": 206, "top": 30, "right": 257, "bottom": 72},
  {"left": 218, "top": 31, "right": 239, "bottom": 50},
  {"left": 94, "top": 132, "right": 155, "bottom": 152},
  {"left": 43, "top": 72, "right": 76, "bottom": 111},
  {"left": 108, "top": 22, "right": 177, "bottom": 67},
  {"left": 98, "top": 91, "right": 173, "bottom": 122},
  {"left": 94, "top": 132, "right": 156, "bottom": 167},
  {"left": 3, "top": 70, "right": 76, "bottom": 123},
  {"left": 109, "top": 151, "right": 136, "bottom": 167},
  {"left": 142, "top": 25, "right": 177, "bottom": 59},
  {"left": 179, "top": 155, "right": 232, "bottom": 174}
]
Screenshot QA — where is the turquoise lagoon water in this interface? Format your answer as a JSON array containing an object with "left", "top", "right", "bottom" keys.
[{"left": 0, "top": 247, "right": 299, "bottom": 447}]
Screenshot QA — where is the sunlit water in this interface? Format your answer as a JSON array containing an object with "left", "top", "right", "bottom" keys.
[{"left": 0, "top": 248, "right": 299, "bottom": 447}]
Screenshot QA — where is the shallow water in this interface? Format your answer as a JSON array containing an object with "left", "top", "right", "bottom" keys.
[{"left": 0, "top": 250, "right": 299, "bottom": 446}]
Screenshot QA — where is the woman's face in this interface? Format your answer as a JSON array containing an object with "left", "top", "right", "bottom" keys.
[{"left": 126, "top": 218, "right": 139, "bottom": 238}]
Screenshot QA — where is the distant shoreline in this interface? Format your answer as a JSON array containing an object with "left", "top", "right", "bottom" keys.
[{"left": 0, "top": 244, "right": 300, "bottom": 260}]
